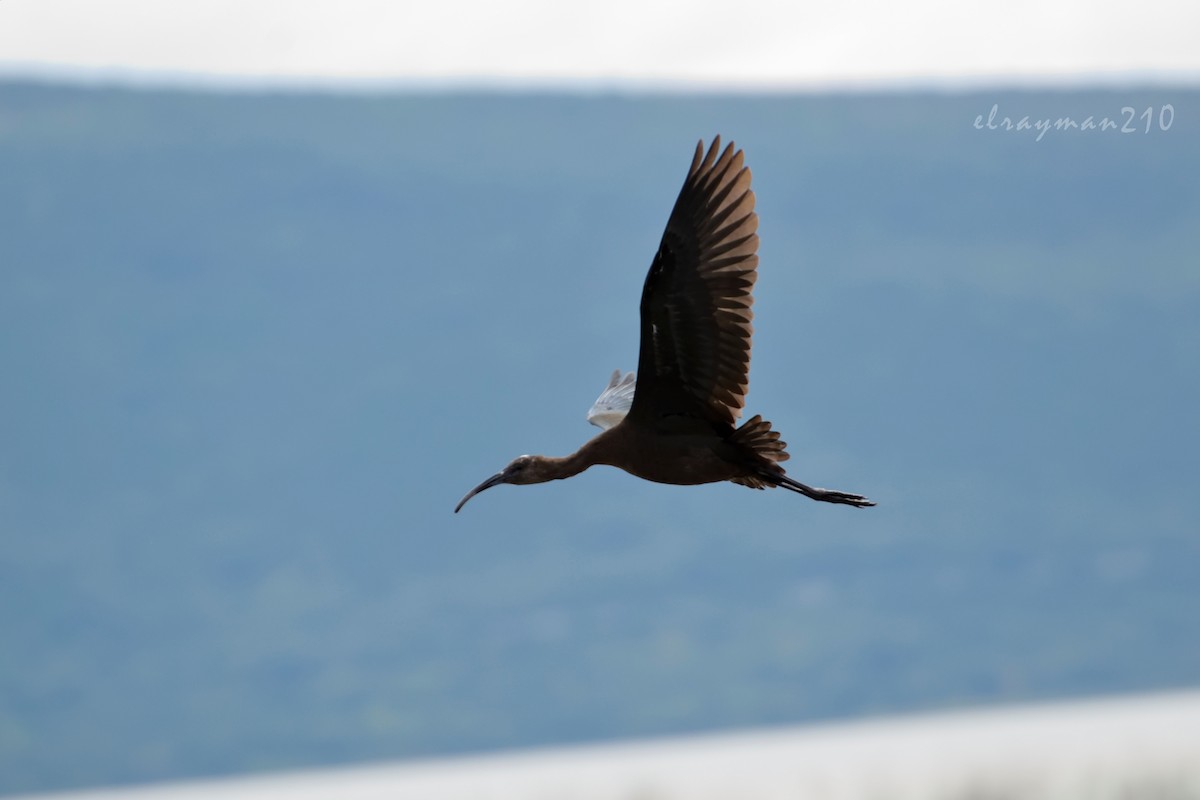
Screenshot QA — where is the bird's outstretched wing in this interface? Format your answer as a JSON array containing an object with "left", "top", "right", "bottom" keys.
[
  {"left": 586, "top": 370, "right": 637, "bottom": 430},
  {"left": 628, "top": 136, "right": 758, "bottom": 429}
]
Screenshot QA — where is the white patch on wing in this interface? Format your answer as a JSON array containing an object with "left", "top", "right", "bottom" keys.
[{"left": 586, "top": 370, "right": 636, "bottom": 430}]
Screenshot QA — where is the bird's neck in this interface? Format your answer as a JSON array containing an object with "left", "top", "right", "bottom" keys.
[{"left": 537, "top": 431, "right": 615, "bottom": 481}]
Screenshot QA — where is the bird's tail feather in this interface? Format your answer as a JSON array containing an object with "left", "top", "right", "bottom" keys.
[
  {"left": 730, "top": 414, "right": 789, "bottom": 463},
  {"left": 731, "top": 416, "right": 875, "bottom": 507}
]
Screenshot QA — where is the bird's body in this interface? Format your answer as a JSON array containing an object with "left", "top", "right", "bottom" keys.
[
  {"left": 455, "top": 137, "right": 873, "bottom": 513},
  {"left": 567, "top": 422, "right": 746, "bottom": 487}
]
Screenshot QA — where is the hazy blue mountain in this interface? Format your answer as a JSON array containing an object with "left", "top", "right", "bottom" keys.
[{"left": 1, "top": 81, "right": 1197, "bottom": 795}]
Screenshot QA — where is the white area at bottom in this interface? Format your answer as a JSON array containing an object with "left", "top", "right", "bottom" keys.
[{"left": 17, "top": 690, "right": 1200, "bottom": 800}]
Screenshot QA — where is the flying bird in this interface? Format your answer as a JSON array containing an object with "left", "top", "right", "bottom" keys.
[{"left": 455, "top": 137, "right": 873, "bottom": 513}]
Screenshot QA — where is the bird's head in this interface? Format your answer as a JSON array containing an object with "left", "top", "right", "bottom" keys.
[{"left": 454, "top": 454, "right": 555, "bottom": 512}]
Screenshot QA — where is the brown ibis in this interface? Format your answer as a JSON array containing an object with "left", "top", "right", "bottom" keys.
[{"left": 455, "top": 137, "right": 874, "bottom": 513}]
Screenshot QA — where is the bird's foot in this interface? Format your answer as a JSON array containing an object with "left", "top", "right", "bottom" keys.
[
  {"left": 777, "top": 475, "right": 875, "bottom": 507},
  {"left": 810, "top": 488, "right": 875, "bottom": 508}
]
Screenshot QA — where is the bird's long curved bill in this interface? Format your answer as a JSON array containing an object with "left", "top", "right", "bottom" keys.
[{"left": 454, "top": 472, "right": 506, "bottom": 513}]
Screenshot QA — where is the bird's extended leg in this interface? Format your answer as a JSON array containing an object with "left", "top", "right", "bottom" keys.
[{"left": 776, "top": 474, "right": 875, "bottom": 507}]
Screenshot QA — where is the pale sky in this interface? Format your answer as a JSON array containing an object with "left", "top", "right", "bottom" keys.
[{"left": 1, "top": 0, "right": 1198, "bottom": 88}]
